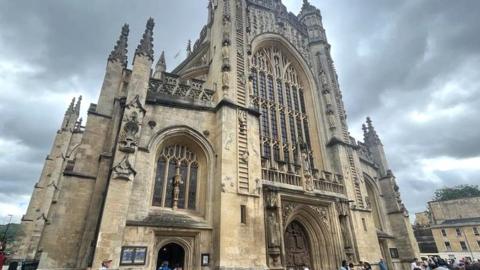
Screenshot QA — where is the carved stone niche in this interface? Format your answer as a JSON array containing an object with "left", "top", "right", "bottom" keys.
[
  {"left": 264, "top": 188, "right": 282, "bottom": 269},
  {"left": 119, "top": 95, "right": 146, "bottom": 153},
  {"left": 119, "top": 111, "right": 140, "bottom": 153}
]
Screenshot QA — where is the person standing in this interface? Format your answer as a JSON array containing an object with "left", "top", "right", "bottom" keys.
[
  {"left": 341, "top": 260, "right": 349, "bottom": 270},
  {"left": 379, "top": 258, "right": 388, "bottom": 270},
  {"left": 0, "top": 250, "right": 6, "bottom": 269},
  {"left": 158, "top": 261, "right": 171, "bottom": 270}
]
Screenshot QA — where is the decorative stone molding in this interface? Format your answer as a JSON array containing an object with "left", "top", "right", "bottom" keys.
[{"left": 112, "top": 155, "right": 136, "bottom": 181}]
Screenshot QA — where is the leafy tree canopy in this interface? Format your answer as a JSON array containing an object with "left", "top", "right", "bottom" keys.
[{"left": 432, "top": 184, "right": 480, "bottom": 201}]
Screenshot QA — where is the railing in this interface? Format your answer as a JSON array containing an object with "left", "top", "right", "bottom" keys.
[
  {"left": 262, "top": 168, "right": 345, "bottom": 194},
  {"left": 262, "top": 168, "right": 301, "bottom": 187}
]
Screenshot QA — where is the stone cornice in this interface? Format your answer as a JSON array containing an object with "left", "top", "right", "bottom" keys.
[{"left": 63, "top": 170, "right": 97, "bottom": 180}]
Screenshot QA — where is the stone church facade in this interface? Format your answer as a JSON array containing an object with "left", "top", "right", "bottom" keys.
[{"left": 15, "top": 0, "right": 419, "bottom": 269}]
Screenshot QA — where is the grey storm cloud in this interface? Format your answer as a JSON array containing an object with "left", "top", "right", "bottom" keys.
[{"left": 0, "top": 0, "right": 479, "bottom": 221}]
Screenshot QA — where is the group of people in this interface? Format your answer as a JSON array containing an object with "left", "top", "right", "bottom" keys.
[
  {"left": 340, "top": 259, "right": 386, "bottom": 270},
  {"left": 157, "top": 260, "right": 183, "bottom": 270},
  {"left": 411, "top": 257, "right": 480, "bottom": 270}
]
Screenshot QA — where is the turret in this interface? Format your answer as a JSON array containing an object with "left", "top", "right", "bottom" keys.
[
  {"left": 97, "top": 24, "right": 129, "bottom": 116},
  {"left": 153, "top": 51, "right": 166, "bottom": 79},
  {"left": 363, "top": 117, "right": 389, "bottom": 176},
  {"left": 298, "top": 0, "right": 327, "bottom": 44}
]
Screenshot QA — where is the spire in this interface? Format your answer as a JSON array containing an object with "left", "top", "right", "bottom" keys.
[
  {"left": 153, "top": 51, "right": 166, "bottom": 79},
  {"left": 108, "top": 24, "right": 129, "bottom": 67},
  {"left": 135, "top": 18, "right": 155, "bottom": 62},
  {"left": 74, "top": 95, "right": 82, "bottom": 114},
  {"left": 66, "top": 97, "right": 75, "bottom": 114},
  {"left": 186, "top": 40, "right": 192, "bottom": 56}
]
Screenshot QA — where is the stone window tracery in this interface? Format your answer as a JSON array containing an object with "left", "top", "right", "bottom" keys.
[
  {"left": 251, "top": 46, "right": 313, "bottom": 172},
  {"left": 152, "top": 144, "right": 199, "bottom": 210}
]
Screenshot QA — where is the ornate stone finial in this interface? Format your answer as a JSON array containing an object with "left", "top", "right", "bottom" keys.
[
  {"left": 66, "top": 97, "right": 75, "bottom": 114},
  {"left": 135, "top": 18, "right": 155, "bottom": 62},
  {"left": 153, "top": 51, "right": 166, "bottom": 79},
  {"left": 364, "top": 117, "right": 382, "bottom": 145},
  {"left": 366, "top": 116, "right": 373, "bottom": 129},
  {"left": 186, "top": 40, "right": 192, "bottom": 56},
  {"left": 74, "top": 95, "right": 82, "bottom": 114},
  {"left": 108, "top": 24, "right": 129, "bottom": 67}
]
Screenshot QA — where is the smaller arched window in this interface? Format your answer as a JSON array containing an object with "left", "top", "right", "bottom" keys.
[{"left": 153, "top": 144, "right": 199, "bottom": 210}]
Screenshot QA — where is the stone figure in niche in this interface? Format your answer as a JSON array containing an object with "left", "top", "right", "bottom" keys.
[
  {"left": 120, "top": 111, "right": 140, "bottom": 153},
  {"left": 301, "top": 149, "right": 311, "bottom": 174},
  {"left": 323, "top": 89, "right": 333, "bottom": 106},
  {"left": 304, "top": 174, "right": 314, "bottom": 191},
  {"left": 327, "top": 113, "right": 336, "bottom": 130},
  {"left": 320, "top": 70, "right": 328, "bottom": 87},
  {"left": 267, "top": 211, "right": 281, "bottom": 248},
  {"left": 222, "top": 71, "right": 230, "bottom": 90},
  {"left": 336, "top": 201, "right": 353, "bottom": 249},
  {"left": 222, "top": 44, "right": 230, "bottom": 70},
  {"left": 240, "top": 150, "right": 249, "bottom": 163},
  {"left": 265, "top": 190, "right": 278, "bottom": 209},
  {"left": 238, "top": 111, "right": 247, "bottom": 133},
  {"left": 223, "top": 16, "right": 231, "bottom": 45},
  {"left": 172, "top": 161, "right": 184, "bottom": 210}
]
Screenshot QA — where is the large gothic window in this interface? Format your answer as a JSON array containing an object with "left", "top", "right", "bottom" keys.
[
  {"left": 152, "top": 144, "right": 198, "bottom": 210},
  {"left": 250, "top": 47, "right": 313, "bottom": 171}
]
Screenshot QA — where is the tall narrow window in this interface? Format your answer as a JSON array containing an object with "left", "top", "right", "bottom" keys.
[
  {"left": 252, "top": 47, "right": 313, "bottom": 172},
  {"left": 456, "top": 228, "right": 462, "bottom": 236},
  {"left": 441, "top": 229, "right": 447, "bottom": 237},
  {"left": 473, "top": 227, "right": 479, "bottom": 236},
  {"left": 152, "top": 145, "right": 199, "bottom": 210},
  {"left": 445, "top": 241, "right": 452, "bottom": 251},
  {"left": 240, "top": 205, "right": 247, "bottom": 224},
  {"left": 460, "top": 241, "right": 468, "bottom": 251}
]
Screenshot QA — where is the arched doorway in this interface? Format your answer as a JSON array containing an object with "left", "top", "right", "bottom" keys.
[
  {"left": 157, "top": 243, "right": 185, "bottom": 269},
  {"left": 284, "top": 221, "right": 313, "bottom": 270}
]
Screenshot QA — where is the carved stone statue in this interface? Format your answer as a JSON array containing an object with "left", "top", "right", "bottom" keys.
[
  {"left": 222, "top": 71, "right": 230, "bottom": 90},
  {"left": 172, "top": 161, "right": 184, "bottom": 210},
  {"left": 238, "top": 111, "right": 247, "bottom": 133}
]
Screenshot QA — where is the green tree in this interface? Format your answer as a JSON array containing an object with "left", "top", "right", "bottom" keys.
[{"left": 432, "top": 184, "right": 480, "bottom": 201}]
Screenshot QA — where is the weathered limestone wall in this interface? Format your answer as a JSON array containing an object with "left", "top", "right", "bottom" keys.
[{"left": 429, "top": 197, "right": 480, "bottom": 223}]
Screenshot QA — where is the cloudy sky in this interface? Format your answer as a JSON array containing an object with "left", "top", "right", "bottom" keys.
[{"left": 0, "top": 0, "right": 479, "bottom": 224}]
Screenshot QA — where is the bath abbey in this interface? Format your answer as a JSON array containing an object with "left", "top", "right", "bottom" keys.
[{"left": 15, "top": 0, "right": 419, "bottom": 269}]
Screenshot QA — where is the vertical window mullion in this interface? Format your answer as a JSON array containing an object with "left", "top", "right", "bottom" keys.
[
  {"left": 184, "top": 162, "right": 191, "bottom": 209},
  {"left": 160, "top": 158, "right": 170, "bottom": 207}
]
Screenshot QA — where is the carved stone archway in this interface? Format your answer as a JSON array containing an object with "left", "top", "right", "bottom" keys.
[{"left": 282, "top": 201, "right": 341, "bottom": 270}]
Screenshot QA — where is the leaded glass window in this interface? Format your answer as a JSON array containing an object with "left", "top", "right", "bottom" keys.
[
  {"left": 153, "top": 144, "right": 199, "bottom": 210},
  {"left": 250, "top": 46, "right": 313, "bottom": 169}
]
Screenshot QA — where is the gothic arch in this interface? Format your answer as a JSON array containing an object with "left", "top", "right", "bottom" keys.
[
  {"left": 284, "top": 205, "right": 337, "bottom": 270},
  {"left": 250, "top": 33, "right": 329, "bottom": 170},
  {"left": 147, "top": 125, "right": 215, "bottom": 219},
  {"left": 155, "top": 237, "right": 193, "bottom": 270},
  {"left": 251, "top": 33, "right": 317, "bottom": 91},
  {"left": 364, "top": 173, "right": 386, "bottom": 230}
]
